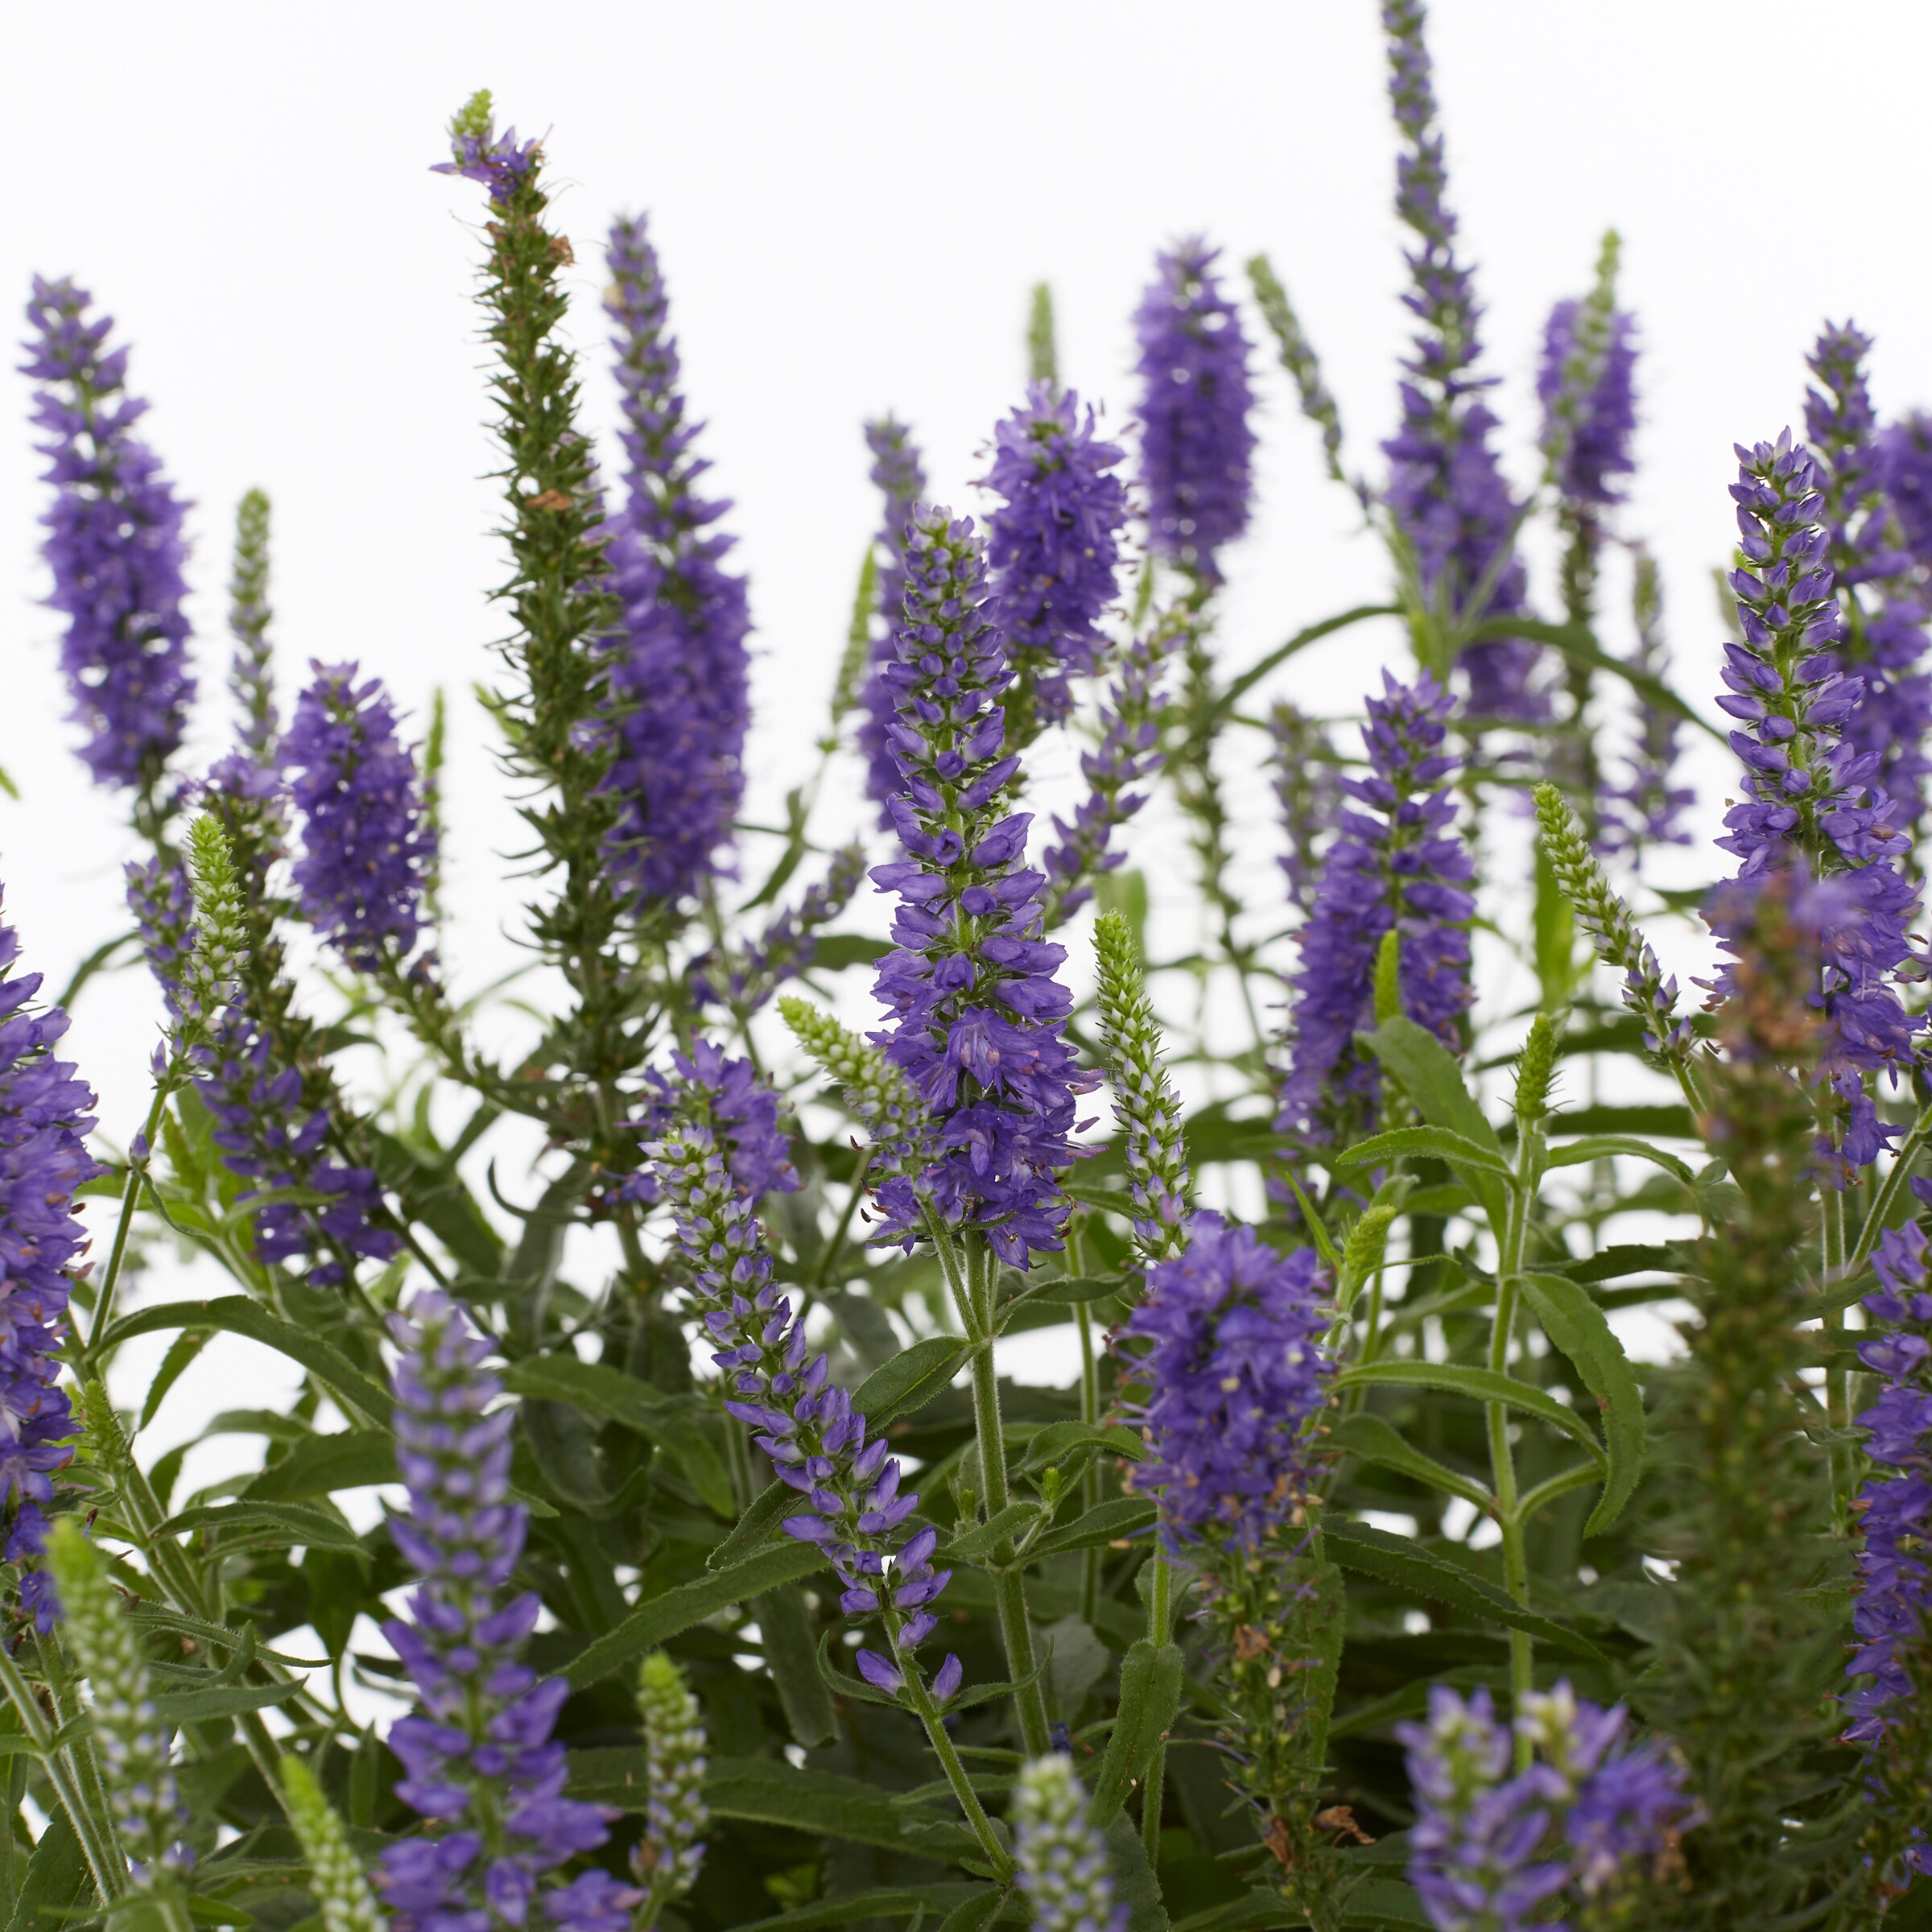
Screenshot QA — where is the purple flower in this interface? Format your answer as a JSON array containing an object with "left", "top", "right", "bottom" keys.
[
  {"left": 689, "top": 844, "right": 865, "bottom": 1016},
  {"left": 431, "top": 93, "right": 539, "bottom": 204},
  {"left": 1118, "top": 1213, "right": 1331, "bottom": 1553},
  {"left": 1041, "top": 610, "right": 1187, "bottom": 925},
  {"left": 126, "top": 857, "right": 199, "bottom": 1032},
  {"left": 980, "top": 382, "right": 1129, "bottom": 724},
  {"left": 628, "top": 1039, "right": 798, "bottom": 1208},
  {"left": 1602, "top": 547, "right": 1694, "bottom": 860},
  {"left": 1267, "top": 702, "right": 1343, "bottom": 922},
  {"left": 1847, "top": 1221, "right": 1932, "bottom": 1763},
  {"left": 1707, "top": 431, "right": 1922, "bottom": 1177},
  {"left": 22, "top": 275, "right": 195, "bottom": 794},
  {"left": 1805, "top": 326, "right": 1932, "bottom": 830},
  {"left": 645, "top": 1064, "right": 958, "bottom": 1706},
  {"left": 0, "top": 895, "right": 98, "bottom": 1631},
  {"left": 1277, "top": 671, "right": 1474, "bottom": 1151},
  {"left": 283, "top": 662, "right": 436, "bottom": 968},
  {"left": 1133, "top": 240, "right": 1257, "bottom": 583},
  {"left": 857, "top": 416, "right": 929, "bottom": 814},
  {"left": 1876, "top": 411, "right": 1932, "bottom": 571},
  {"left": 377, "top": 1291, "right": 641, "bottom": 1932},
  {"left": 1537, "top": 296, "right": 1637, "bottom": 514},
  {"left": 1380, "top": 2, "right": 1541, "bottom": 721},
  {"left": 1399, "top": 1683, "right": 1688, "bottom": 1930},
  {"left": 866, "top": 510, "right": 1099, "bottom": 1267},
  {"left": 597, "top": 214, "right": 753, "bottom": 910}
]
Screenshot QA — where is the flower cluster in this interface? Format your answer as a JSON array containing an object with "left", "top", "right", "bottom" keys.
[
  {"left": 1119, "top": 1214, "right": 1331, "bottom": 1552},
  {"left": 980, "top": 382, "right": 1129, "bottom": 724},
  {"left": 1710, "top": 431, "right": 1922, "bottom": 1174},
  {"left": 1603, "top": 547, "right": 1695, "bottom": 858},
  {"left": 0, "top": 898, "right": 98, "bottom": 1632},
  {"left": 1380, "top": 0, "right": 1539, "bottom": 720},
  {"left": 1041, "top": 609, "right": 1186, "bottom": 924},
  {"left": 23, "top": 275, "right": 195, "bottom": 795},
  {"left": 1133, "top": 240, "right": 1256, "bottom": 583},
  {"left": 598, "top": 213, "right": 753, "bottom": 910},
  {"left": 1846, "top": 1219, "right": 1932, "bottom": 1790},
  {"left": 378, "top": 1290, "right": 639, "bottom": 1932},
  {"left": 1277, "top": 671, "right": 1473, "bottom": 1150},
  {"left": 1399, "top": 1683, "right": 1688, "bottom": 1928},
  {"left": 632, "top": 1652, "right": 708, "bottom": 1905},
  {"left": 1537, "top": 288, "right": 1637, "bottom": 514},
  {"left": 1877, "top": 411, "right": 1932, "bottom": 571},
  {"left": 1267, "top": 701, "right": 1342, "bottom": 921},
  {"left": 1013, "top": 1755, "right": 1127, "bottom": 1932},
  {"left": 431, "top": 91, "right": 539, "bottom": 204},
  {"left": 857, "top": 415, "right": 929, "bottom": 812},
  {"left": 689, "top": 844, "right": 865, "bottom": 1017},
  {"left": 283, "top": 662, "right": 436, "bottom": 968},
  {"left": 645, "top": 1056, "right": 960, "bottom": 1704},
  {"left": 867, "top": 510, "right": 1098, "bottom": 1265}
]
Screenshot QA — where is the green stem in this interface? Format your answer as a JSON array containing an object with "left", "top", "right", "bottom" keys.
[
  {"left": 908, "top": 1693, "right": 1013, "bottom": 1879},
  {"left": 1491, "top": 1144, "right": 1535, "bottom": 1765},
  {"left": 1141, "top": 1552, "right": 1173, "bottom": 1867},
  {"left": 85, "top": 1080, "right": 173, "bottom": 1358},
  {"left": 0, "top": 1645, "right": 123, "bottom": 1904},
  {"left": 1077, "top": 1300, "right": 1102, "bottom": 1625},
  {"left": 1822, "top": 1170, "right": 1852, "bottom": 1510},
  {"left": 811, "top": 1148, "right": 873, "bottom": 1290},
  {"left": 1850, "top": 1102, "right": 1932, "bottom": 1272}
]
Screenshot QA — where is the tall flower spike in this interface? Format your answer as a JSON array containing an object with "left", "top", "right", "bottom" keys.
[
  {"left": 1876, "top": 410, "right": 1932, "bottom": 571},
  {"left": 431, "top": 90, "right": 539, "bottom": 203},
  {"left": 283, "top": 662, "right": 436, "bottom": 969},
  {"left": 1249, "top": 252, "right": 1348, "bottom": 489},
  {"left": 0, "top": 896, "right": 99, "bottom": 1632},
  {"left": 228, "top": 489, "right": 279, "bottom": 763},
  {"left": 1380, "top": 1, "right": 1541, "bottom": 720},
  {"left": 690, "top": 844, "right": 866, "bottom": 1018},
  {"left": 857, "top": 416, "right": 929, "bottom": 812},
  {"left": 1093, "top": 911, "right": 1192, "bottom": 1261},
  {"left": 376, "top": 1290, "right": 640, "bottom": 1932},
  {"left": 1041, "top": 605, "right": 1187, "bottom": 926},
  {"left": 1278, "top": 671, "right": 1474, "bottom": 1153},
  {"left": 1013, "top": 1756, "right": 1127, "bottom": 1932},
  {"left": 868, "top": 509, "right": 1099, "bottom": 1265},
  {"left": 778, "top": 997, "right": 933, "bottom": 1199},
  {"left": 598, "top": 213, "right": 753, "bottom": 910},
  {"left": 1534, "top": 782, "right": 1693, "bottom": 1061},
  {"left": 644, "top": 1060, "right": 960, "bottom": 1707},
  {"left": 1133, "top": 239, "right": 1257, "bottom": 584},
  {"left": 1119, "top": 1214, "right": 1331, "bottom": 1552},
  {"left": 1537, "top": 234, "right": 1637, "bottom": 515},
  {"left": 632, "top": 1652, "right": 708, "bottom": 1909},
  {"left": 281, "top": 1755, "right": 386, "bottom": 1932},
  {"left": 1711, "top": 430, "right": 1921, "bottom": 1177},
  {"left": 1603, "top": 547, "right": 1695, "bottom": 859},
  {"left": 44, "top": 1518, "right": 192, "bottom": 1889},
  {"left": 23, "top": 275, "right": 195, "bottom": 796},
  {"left": 1804, "top": 324, "right": 1932, "bottom": 831},
  {"left": 1843, "top": 1218, "right": 1932, "bottom": 1883},
  {"left": 1267, "top": 701, "right": 1343, "bottom": 922},
  {"left": 980, "top": 382, "right": 1129, "bottom": 726}
]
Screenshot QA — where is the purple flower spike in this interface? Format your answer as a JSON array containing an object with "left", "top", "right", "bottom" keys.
[
  {"left": 980, "top": 382, "right": 1129, "bottom": 724},
  {"left": 1603, "top": 549, "right": 1694, "bottom": 861},
  {"left": 1707, "top": 430, "right": 1922, "bottom": 1179},
  {"left": 1380, "top": 1, "right": 1542, "bottom": 720},
  {"left": 644, "top": 1059, "right": 954, "bottom": 1705},
  {"left": 431, "top": 92, "right": 539, "bottom": 204},
  {"left": 1537, "top": 297, "right": 1637, "bottom": 513},
  {"left": 1876, "top": 411, "right": 1932, "bottom": 572},
  {"left": 1277, "top": 671, "right": 1473, "bottom": 1153},
  {"left": 1133, "top": 240, "right": 1257, "bottom": 584},
  {"left": 857, "top": 416, "right": 930, "bottom": 814},
  {"left": 866, "top": 510, "right": 1100, "bottom": 1267},
  {"left": 597, "top": 213, "right": 753, "bottom": 910},
  {"left": 1400, "top": 1682, "right": 1689, "bottom": 1928},
  {"left": 1119, "top": 1214, "right": 1331, "bottom": 1554},
  {"left": 377, "top": 1291, "right": 642, "bottom": 1932},
  {"left": 0, "top": 894, "right": 99, "bottom": 1632},
  {"left": 23, "top": 275, "right": 195, "bottom": 795},
  {"left": 283, "top": 662, "right": 436, "bottom": 968}
]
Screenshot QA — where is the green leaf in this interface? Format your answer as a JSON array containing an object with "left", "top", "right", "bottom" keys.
[
  {"left": 1543, "top": 1136, "right": 1695, "bottom": 1187},
  {"left": 141, "top": 1328, "right": 211, "bottom": 1430},
  {"left": 1333, "top": 1362, "right": 1606, "bottom": 1465},
  {"left": 852, "top": 1335, "right": 970, "bottom": 1426},
  {"left": 151, "top": 1679, "right": 307, "bottom": 1724},
  {"left": 1323, "top": 1521, "right": 1603, "bottom": 1659},
  {"left": 733, "top": 1888, "right": 991, "bottom": 1932},
  {"left": 6, "top": 1809, "right": 89, "bottom": 1932},
  {"left": 1334, "top": 1127, "right": 1513, "bottom": 1180},
  {"left": 1091, "top": 1640, "right": 1184, "bottom": 1827},
  {"left": 156, "top": 1500, "right": 366, "bottom": 1554},
  {"left": 1030, "top": 1496, "right": 1158, "bottom": 1558},
  {"left": 997, "top": 1273, "right": 1128, "bottom": 1327},
  {"left": 1466, "top": 614, "right": 1724, "bottom": 743},
  {"left": 247, "top": 1430, "right": 398, "bottom": 1503},
  {"left": 805, "top": 934, "right": 892, "bottom": 972},
  {"left": 1017, "top": 1421, "right": 1143, "bottom": 1476},
  {"left": 1328, "top": 1414, "right": 1492, "bottom": 1512},
  {"left": 101, "top": 1298, "right": 390, "bottom": 1424},
  {"left": 501, "top": 1356, "right": 733, "bottom": 1515},
  {"left": 564, "top": 1541, "right": 826, "bottom": 1687},
  {"left": 707, "top": 1482, "right": 794, "bottom": 1571},
  {"left": 1360, "top": 1018, "right": 1509, "bottom": 1228},
  {"left": 1105, "top": 1812, "right": 1171, "bottom": 1932},
  {"left": 756, "top": 1583, "right": 837, "bottom": 1748},
  {"left": 1519, "top": 1274, "right": 1647, "bottom": 1537},
  {"left": 1216, "top": 604, "right": 1403, "bottom": 716},
  {"left": 944, "top": 1502, "right": 1044, "bottom": 1564}
]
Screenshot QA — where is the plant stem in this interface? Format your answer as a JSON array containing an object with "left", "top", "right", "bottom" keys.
[
  {"left": 1491, "top": 1140, "right": 1534, "bottom": 1765},
  {"left": 908, "top": 1693, "right": 1013, "bottom": 1879},
  {"left": 0, "top": 1644, "right": 123, "bottom": 1904},
  {"left": 85, "top": 1079, "right": 173, "bottom": 1359},
  {"left": 1141, "top": 1550, "right": 1173, "bottom": 1868},
  {"left": 1077, "top": 1300, "right": 1102, "bottom": 1625}
]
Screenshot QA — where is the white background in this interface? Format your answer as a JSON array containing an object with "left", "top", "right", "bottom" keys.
[{"left": 3, "top": 1, "right": 1931, "bottom": 1508}]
